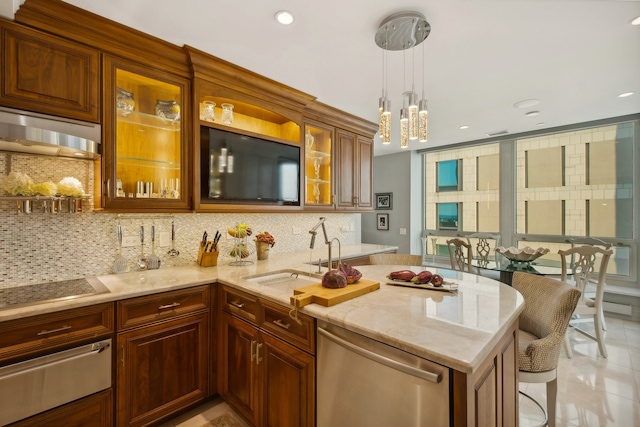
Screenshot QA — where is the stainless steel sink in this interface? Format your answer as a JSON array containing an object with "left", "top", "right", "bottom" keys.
[
  {"left": 243, "top": 269, "right": 322, "bottom": 292},
  {"left": 0, "top": 277, "right": 110, "bottom": 309}
]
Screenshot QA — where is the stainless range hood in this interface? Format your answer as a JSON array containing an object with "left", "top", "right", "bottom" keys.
[{"left": 0, "top": 107, "right": 101, "bottom": 159}]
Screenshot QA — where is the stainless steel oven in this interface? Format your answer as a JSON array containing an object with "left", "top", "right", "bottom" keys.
[{"left": 0, "top": 339, "right": 111, "bottom": 425}]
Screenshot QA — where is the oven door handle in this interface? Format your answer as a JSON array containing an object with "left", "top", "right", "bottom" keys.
[
  {"left": 0, "top": 341, "right": 110, "bottom": 381},
  {"left": 318, "top": 327, "right": 442, "bottom": 384}
]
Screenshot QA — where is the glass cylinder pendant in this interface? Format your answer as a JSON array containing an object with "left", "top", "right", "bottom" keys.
[
  {"left": 419, "top": 99, "right": 429, "bottom": 143},
  {"left": 381, "top": 99, "right": 391, "bottom": 144},
  {"left": 400, "top": 108, "right": 409, "bottom": 148},
  {"left": 408, "top": 92, "right": 418, "bottom": 140}
]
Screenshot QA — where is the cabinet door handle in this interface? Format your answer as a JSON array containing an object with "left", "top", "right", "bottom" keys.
[
  {"left": 273, "top": 319, "right": 291, "bottom": 330},
  {"left": 256, "top": 343, "right": 263, "bottom": 365},
  {"left": 158, "top": 302, "right": 181, "bottom": 310},
  {"left": 37, "top": 325, "right": 71, "bottom": 336},
  {"left": 230, "top": 300, "right": 245, "bottom": 309},
  {"left": 121, "top": 345, "right": 126, "bottom": 367},
  {"left": 250, "top": 340, "right": 257, "bottom": 362}
]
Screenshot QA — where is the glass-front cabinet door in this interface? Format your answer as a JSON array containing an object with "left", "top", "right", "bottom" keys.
[
  {"left": 101, "top": 55, "right": 190, "bottom": 210},
  {"left": 304, "top": 121, "right": 334, "bottom": 208}
]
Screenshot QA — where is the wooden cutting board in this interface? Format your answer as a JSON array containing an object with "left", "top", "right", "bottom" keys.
[{"left": 290, "top": 278, "right": 380, "bottom": 308}]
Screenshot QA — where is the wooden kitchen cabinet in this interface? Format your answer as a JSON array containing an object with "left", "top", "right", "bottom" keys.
[
  {"left": 8, "top": 389, "right": 112, "bottom": 427},
  {"left": 219, "top": 286, "right": 315, "bottom": 427},
  {"left": 0, "top": 18, "right": 100, "bottom": 122},
  {"left": 116, "top": 286, "right": 210, "bottom": 427},
  {"left": 336, "top": 129, "right": 373, "bottom": 210},
  {"left": 304, "top": 121, "right": 334, "bottom": 208},
  {"left": 100, "top": 54, "right": 191, "bottom": 211}
]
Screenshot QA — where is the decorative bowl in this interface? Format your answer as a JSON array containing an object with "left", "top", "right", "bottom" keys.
[{"left": 495, "top": 246, "right": 549, "bottom": 263}]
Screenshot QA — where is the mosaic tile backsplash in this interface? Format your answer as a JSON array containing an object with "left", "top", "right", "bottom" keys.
[{"left": 0, "top": 154, "right": 361, "bottom": 288}]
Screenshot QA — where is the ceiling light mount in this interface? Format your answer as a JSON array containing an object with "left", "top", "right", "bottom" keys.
[
  {"left": 275, "top": 10, "right": 294, "bottom": 25},
  {"left": 375, "top": 12, "right": 431, "bottom": 51}
]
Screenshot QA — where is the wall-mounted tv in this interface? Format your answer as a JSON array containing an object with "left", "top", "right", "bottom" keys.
[{"left": 200, "top": 126, "right": 300, "bottom": 206}]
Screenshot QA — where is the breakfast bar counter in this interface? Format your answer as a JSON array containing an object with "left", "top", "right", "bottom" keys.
[{"left": 0, "top": 244, "right": 523, "bottom": 374}]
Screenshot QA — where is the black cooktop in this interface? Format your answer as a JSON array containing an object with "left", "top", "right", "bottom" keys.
[{"left": 0, "top": 278, "right": 110, "bottom": 309}]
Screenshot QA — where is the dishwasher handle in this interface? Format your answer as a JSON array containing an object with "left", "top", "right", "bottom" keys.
[{"left": 318, "top": 327, "right": 442, "bottom": 384}]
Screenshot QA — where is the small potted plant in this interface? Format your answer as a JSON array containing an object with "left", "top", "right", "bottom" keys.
[{"left": 255, "top": 231, "right": 275, "bottom": 260}]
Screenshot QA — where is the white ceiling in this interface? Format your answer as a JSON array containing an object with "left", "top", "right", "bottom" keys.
[{"left": 55, "top": 1, "right": 640, "bottom": 156}]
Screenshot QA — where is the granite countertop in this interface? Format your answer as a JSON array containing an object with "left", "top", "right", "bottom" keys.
[{"left": 0, "top": 243, "right": 524, "bottom": 373}]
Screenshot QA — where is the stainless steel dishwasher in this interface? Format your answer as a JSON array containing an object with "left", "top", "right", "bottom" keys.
[
  {"left": 0, "top": 338, "right": 112, "bottom": 425},
  {"left": 317, "top": 322, "right": 449, "bottom": 427}
]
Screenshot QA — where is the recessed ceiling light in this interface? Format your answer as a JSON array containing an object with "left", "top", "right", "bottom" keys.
[
  {"left": 459, "top": 125, "right": 469, "bottom": 130},
  {"left": 536, "top": 122, "right": 544, "bottom": 127},
  {"left": 525, "top": 111, "right": 540, "bottom": 117},
  {"left": 631, "top": 16, "right": 640, "bottom": 26},
  {"left": 275, "top": 10, "right": 294, "bottom": 25},
  {"left": 618, "top": 91, "right": 634, "bottom": 98},
  {"left": 513, "top": 99, "right": 540, "bottom": 109}
]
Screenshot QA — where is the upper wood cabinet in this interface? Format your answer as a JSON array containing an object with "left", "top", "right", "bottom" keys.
[
  {"left": 99, "top": 55, "right": 191, "bottom": 211},
  {"left": 336, "top": 130, "right": 373, "bottom": 210},
  {"left": 186, "top": 46, "right": 312, "bottom": 213},
  {"left": 0, "top": 18, "right": 99, "bottom": 122},
  {"left": 303, "top": 121, "right": 335, "bottom": 209}
]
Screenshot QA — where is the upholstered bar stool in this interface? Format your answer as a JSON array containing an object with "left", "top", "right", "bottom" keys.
[
  {"left": 512, "top": 272, "right": 581, "bottom": 427},
  {"left": 368, "top": 253, "right": 423, "bottom": 266}
]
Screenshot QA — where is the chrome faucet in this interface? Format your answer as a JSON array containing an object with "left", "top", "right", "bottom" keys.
[{"left": 309, "top": 217, "right": 341, "bottom": 270}]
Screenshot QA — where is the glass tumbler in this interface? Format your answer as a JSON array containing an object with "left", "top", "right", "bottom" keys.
[
  {"left": 221, "top": 103, "right": 234, "bottom": 125},
  {"left": 201, "top": 101, "right": 216, "bottom": 122}
]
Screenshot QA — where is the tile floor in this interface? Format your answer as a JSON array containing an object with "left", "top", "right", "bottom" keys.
[{"left": 163, "top": 314, "right": 640, "bottom": 427}]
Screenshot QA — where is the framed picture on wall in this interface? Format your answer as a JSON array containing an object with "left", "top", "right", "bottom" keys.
[
  {"left": 376, "top": 193, "right": 392, "bottom": 210},
  {"left": 376, "top": 213, "right": 389, "bottom": 231}
]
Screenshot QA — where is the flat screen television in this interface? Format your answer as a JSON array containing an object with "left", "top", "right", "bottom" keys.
[{"left": 200, "top": 126, "right": 300, "bottom": 205}]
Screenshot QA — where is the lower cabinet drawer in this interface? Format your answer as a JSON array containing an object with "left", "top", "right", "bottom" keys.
[
  {"left": 117, "top": 285, "right": 210, "bottom": 330},
  {"left": 0, "top": 303, "right": 114, "bottom": 364},
  {"left": 220, "top": 285, "right": 260, "bottom": 325},
  {"left": 260, "top": 299, "right": 315, "bottom": 354},
  {"left": 8, "top": 389, "right": 113, "bottom": 427}
]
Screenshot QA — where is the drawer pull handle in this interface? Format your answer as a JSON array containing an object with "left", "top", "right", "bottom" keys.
[
  {"left": 158, "top": 302, "right": 181, "bottom": 310},
  {"left": 230, "top": 300, "right": 245, "bottom": 309},
  {"left": 250, "top": 340, "right": 257, "bottom": 361},
  {"left": 256, "top": 343, "right": 263, "bottom": 365},
  {"left": 273, "top": 319, "right": 291, "bottom": 330},
  {"left": 37, "top": 325, "right": 71, "bottom": 336}
]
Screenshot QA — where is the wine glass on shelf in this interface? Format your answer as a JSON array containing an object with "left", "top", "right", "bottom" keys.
[{"left": 313, "top": 157, "right": 321, "bottom": 179}]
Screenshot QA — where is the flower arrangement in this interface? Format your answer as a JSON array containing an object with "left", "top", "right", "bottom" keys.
[
  {"left": 1, "top": 171, "right": 35, "bottom": 196},
  {"left": 255, "top": 231, "right": 276, "bottom": 248},
  {"left": 1, "top": 172, "right": 86, "bottom": 197},
  {"left": 57, "top": 177, "right": 85, "bottom": 197}
]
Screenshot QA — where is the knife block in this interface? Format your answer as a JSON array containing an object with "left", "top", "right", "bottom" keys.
[{"left": 197, "top": 243, "right": 219, "bottom": 267}]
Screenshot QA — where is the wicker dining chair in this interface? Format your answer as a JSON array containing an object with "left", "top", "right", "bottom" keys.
[{"left": 512, "top": 271, "right": 581, "bottom": 427}]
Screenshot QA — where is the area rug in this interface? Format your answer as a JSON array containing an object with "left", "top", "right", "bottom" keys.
[{"left": 205, "top": 411, "right": 249, "bottom": 427}]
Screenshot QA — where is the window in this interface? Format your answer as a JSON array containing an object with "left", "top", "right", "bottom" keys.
[
  {"left": 424, "top": 144, "right": 500, "bottom": 233},
  {"left": 438, "top": 203, "right": 460, "bottom": 230},
  {"left": 437, "top": 159, "right": 461, "bottom": 192},
  {"left": 516, "top": 123, "right": 634, "bottom": 239},
  {"left": 422, "top": 118, "right": 637, "bottom": 283}
]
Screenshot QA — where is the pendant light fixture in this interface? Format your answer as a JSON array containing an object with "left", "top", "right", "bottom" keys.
[
  {"left": 419, "top": 40, "right": 429, "bottom": 143},
  {"left": 378, "top": 28, "right": 391, "bottom": 144},
  {"left": 374, "top": 12, "right": 431, "bottom": 148}
]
